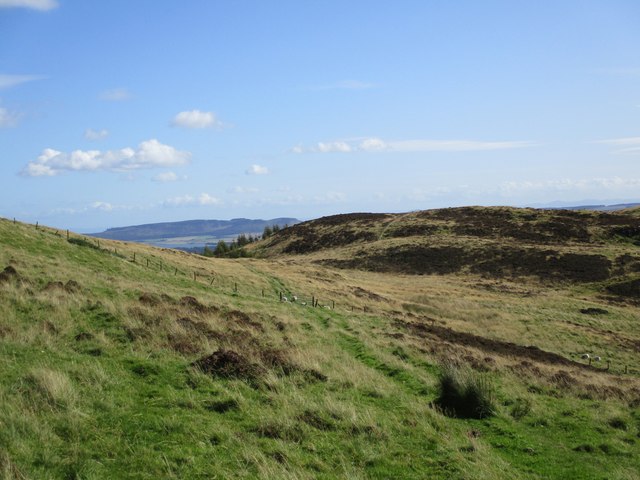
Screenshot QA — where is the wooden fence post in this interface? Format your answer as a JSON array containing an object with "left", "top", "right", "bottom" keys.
[
  {"left": 210, "top": 277, "right": 215, "bottom": 286},
  {"left": 262, "top": 289, "right": 265, "bottom": 297},
  {"left": 146, "top": 258, "right": 149, "bottom": 267},
  {"left": 280, "top": 291, "right": 283, "bottom": 302},
  {"left": 193, "top": 272, "right": 197, "bottom": 281},
  {"left": 35, "top": 222, "right": 38, "bottom": 230},
  {"left": 174, "top": 267, "right": 178, "bottom": 276},
  {"left": 332, "top": 300, "right": 335, "bottom": 309},
  {"left": 234, "top": 283, "right": 238, "bottom": 293},
  {"left": 66, "top": 229, "right": 69, "bottom": 240},
  {"left": 133, "top": 252, "right": 136, "bottom": 262}
]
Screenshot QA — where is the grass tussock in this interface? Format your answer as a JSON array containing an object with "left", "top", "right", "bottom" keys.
[
  {"left": 22, "top": 368, "right": 76, "bottom": 410},
  {"left": 435, "top": 364, "right": 495, "bottom": 419}
]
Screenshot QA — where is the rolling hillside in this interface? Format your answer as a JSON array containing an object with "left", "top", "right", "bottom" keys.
[
  {"left": 1, "top": 209, "right": 639, "bottom": 479},
  {"left": 255, "top": 206, "right": 640, "bottom": 290}
]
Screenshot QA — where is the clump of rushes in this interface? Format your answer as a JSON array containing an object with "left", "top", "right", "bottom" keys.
[{"left": 435, "top": 363, "right": 495, "bottom": 419}]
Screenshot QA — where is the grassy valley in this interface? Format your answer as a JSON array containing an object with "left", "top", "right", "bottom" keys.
[{"left": 1, "top": 207, "right": 639, "bottom": 479}]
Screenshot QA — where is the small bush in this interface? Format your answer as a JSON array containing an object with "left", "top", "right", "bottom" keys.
[
  {"left": 510, "top": 398, "right": 532, "bottom": 420},
  {"left": 434, "top": 364, "right": 495, "bottom": 419}
]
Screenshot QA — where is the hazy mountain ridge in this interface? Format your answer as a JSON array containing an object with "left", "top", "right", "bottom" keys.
[{"left": 91, "top": 217, "right": 299, "bottom": 242}]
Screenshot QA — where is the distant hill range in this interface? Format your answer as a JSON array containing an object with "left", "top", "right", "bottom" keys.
[
  {"left": 90, "top": 218, "right": 299, "bottom": 247},
  {"left": 556, "top": 203, "right": 640, "bottom": 212}
]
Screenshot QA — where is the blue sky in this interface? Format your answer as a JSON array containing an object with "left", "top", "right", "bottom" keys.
[{"left": 1, "top": 0, "right": 639, "bottom": 232}]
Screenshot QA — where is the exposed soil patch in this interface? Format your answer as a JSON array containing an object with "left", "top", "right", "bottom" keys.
[
  {"left": 396, "top": 319, "right": 599, "bottom": 370},
  {"left": 225, "top": 310, "right": 264, "bottom": 331},
  {"left": 139, "top": 292, "right": 161, "bottom": 306},
  {"left": 168, "top": 333, "right": 203, "bottom": 355},
  {"left": 43, "top": 280, "right": 81, "bottom": 293},
  {"left": 297, "top": 410, "right": 335, "bottom": 431},
  {"left": 44, "top": 281, "right": 64, "bottom": 291},
  {"left": 258, "top": 347, "right": 297, "bottom": 375},
  {"left": 176, "top": 317, "right": 218, "bottom": 338},
  {"left": 352, "top": 286, "right": 385, "bottom": 301},
  {"left": 180, "top": 296, "right": 219, "bottom": 314},
  {"left": 192, "top": 349, "right": 263, "bottom": 381},
  {"left": 550, "top": 370, "right": 577, "bottom": 388},
  {"left": 0, "top": 265, "right": 19, "bottom": 283},
  {"left": 579, "top": 307, "right": 608, "bottom": 315}
]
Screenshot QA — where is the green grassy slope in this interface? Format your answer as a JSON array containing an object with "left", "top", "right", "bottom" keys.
[{"left": 1, "top": 216, "right": 639, "bottom": 479}]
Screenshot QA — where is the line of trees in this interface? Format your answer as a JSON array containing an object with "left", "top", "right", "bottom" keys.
[{"left": 202, "top": 223, "right": 289, "bottom": 258}]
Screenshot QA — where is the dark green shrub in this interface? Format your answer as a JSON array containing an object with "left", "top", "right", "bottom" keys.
[
  {"left": 68, "top": 237, "right": 100, "bottom": 250},
  {"left": 435, "top": 364, "right": 495, "bottom": 419}
]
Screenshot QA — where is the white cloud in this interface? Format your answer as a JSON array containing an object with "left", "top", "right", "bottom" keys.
[
  {"left": 229, "top": 186, "right": 259, "bottom": 194},
  {"left": 293, "top": 137, "right": 535, "bottom": 154},
  {"left": 22, "top": 139, "right": 190, "bottom": 176},
  {"left": 164, "top": 193, "right": 222, "bottom": 207},
  {"left": 245, "top": 164, "right": 269, "bottom": 175},
  {"left": 152, "top": 171, "right": 182, "bottom": 182},
  {"left": 99, "top": 88, "right": 132, "bottom": 101},
  {"left": 0, "top": 107, "right": 21, "bottom": 128},
  {"left": 84, "top": 128, "right": 109, "bottom": 141},
  {"left": 0, "top": 74, "right": 47, "bottom": 89},
  {"left": 0, "top": 0, "right": 57, "bottom": 10},
  {"left": 359, "top": 137, "right": 388, "bottom": 151},
  {"left": 596, "top": 136, "right": 640, "bottom": 154},
  {"left": 90, "top": 201, "right": 113, "bottom": 212},
  {"left": 316, "top": 141, "right": 352, "bottom": 153},
  {"left": 171, "top": 110, "right": 221, "bottom": 129}
]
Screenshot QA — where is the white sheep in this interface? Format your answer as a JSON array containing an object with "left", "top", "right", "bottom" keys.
[
  {"left": 593, "top": 356, "right": 601, "bottom": 362},
  {"left": 281, "top": 296, "right": 289, "bottom": 303},
  {"left": 292, "top": 295, "right": 298, "bottom": 302},
  {"left": 581, "top": 353, "right": 590, "bottom": 360}
]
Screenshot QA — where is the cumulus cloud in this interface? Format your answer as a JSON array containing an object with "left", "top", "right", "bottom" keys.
[
  {"left": 0, "top": 0, "right": 57, "bottom": 10},
  {"left": 0, "top": 107, "right": 21, "bottom": 128},
  {"left": 84, "top": 128, "right": 109, "bottom": 141},
  {"left": 22, "top": 139, "right": 190, "bottom": 177},
  {"left": 292, "top": 137, "right": 536, "bottom": 154},
  {"left": 164, "top": 193, "right": 222, "bottom": 207},
  {"left": 245, "top": 164, "right": 269, "bottom": 175},
  {"left": 171, "top": 110, "right": 221, "bottom": 129},
  {"left": 0, "top": 74, "right": 47, "bottom": 89},
  {"left": 316, "top": 141, "right": 352, "bottom": 153},
  {"left": 99, "top": 88, "right": 132, "bottom": 101}
]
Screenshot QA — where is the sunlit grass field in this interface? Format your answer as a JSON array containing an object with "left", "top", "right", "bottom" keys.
[{"left": 1, "top": 215, "right": 639, "bottom": 479}]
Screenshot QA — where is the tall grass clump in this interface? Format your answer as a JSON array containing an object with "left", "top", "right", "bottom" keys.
[{"left": 435, "top": 364, "right": 495, "bottom": 419}]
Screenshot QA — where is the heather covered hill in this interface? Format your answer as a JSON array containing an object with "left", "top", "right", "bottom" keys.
[{"left": 254, "top": 207, "right": 640, "bottom": 289}]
